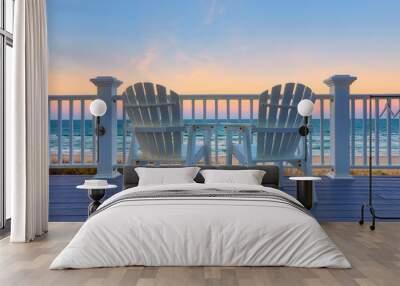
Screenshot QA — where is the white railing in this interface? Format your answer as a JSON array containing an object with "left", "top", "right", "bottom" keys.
[
  {"left": 48, "top": 75, "right": 400, "bottom": 178},
  {"left": 49, "top": 95, "right": 98, "bottom": 168},
  {"left": 48, "top": 93, "right": 332, "bottom": 168},
  {"left": 350, "top": 94, "right": 400, "bottom": 169}
]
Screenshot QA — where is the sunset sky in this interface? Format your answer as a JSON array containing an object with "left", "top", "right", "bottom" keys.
[
  {"left": 47, "top": 0, "right": 400, "bottom": 94},
  {"left": 47, "top": 0, "right": 400, "bottom": 97}
]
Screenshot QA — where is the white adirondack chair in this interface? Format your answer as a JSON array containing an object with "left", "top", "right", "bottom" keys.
[
  {"left": 231, "top": 83, "right": 316, "bottom": 177},
  {"left": 122, "top": 82, "right": 211, "bottom": 165}
]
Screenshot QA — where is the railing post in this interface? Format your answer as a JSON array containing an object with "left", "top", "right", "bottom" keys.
[
  {"left": 90, "top": 76, "right": 123, "bottom": 178},
  {"left": 324, "top": 74, "right": 357, "bottom": 179}
]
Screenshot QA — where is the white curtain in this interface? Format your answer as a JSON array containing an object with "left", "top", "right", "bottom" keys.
[{"left": 7, "top": 0, "right": 49, "bottom": 242}]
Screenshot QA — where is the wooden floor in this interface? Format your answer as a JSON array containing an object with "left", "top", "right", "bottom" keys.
[
  {"left": 1, "top": 222, "right": 399, "bottom": 286},
  {"left": 49, "top": 175, "right": 400, "bottom": 222}
]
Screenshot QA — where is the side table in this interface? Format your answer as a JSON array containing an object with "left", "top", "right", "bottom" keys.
[
  {"left": 288, "top": 177, "right": 321, "bottom": 210},
  {"left": 76, "top": 183, "right": 117, "bottom": 216}
]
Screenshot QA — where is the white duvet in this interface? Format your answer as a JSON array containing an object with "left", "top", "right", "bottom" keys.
[{"left": 50, "top": 183, "right": 350, "bottom": 269}]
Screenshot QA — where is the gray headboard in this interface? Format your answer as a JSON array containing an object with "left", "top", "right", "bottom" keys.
[{"left": 123, "top": 165, "right": 280, "bottom": 190}]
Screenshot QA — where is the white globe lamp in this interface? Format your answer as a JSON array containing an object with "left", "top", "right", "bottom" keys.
[
  {"left": 90, "top": 99, "right": 107, "bottom": 164},
  {"left": 297, "top": 99, "right": 314, "bottom": 117},
  {"left": 90, "top": 99, "right": 107, "bottom": 117},
  {"left": 297, "top": 99, "right": 314, "bottom": 171}
]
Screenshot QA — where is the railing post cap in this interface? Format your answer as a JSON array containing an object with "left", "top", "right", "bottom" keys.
[
  {"left": 324, "top": 75, "right": 357, "bottom": 87},
  {"left": 90, "top": 76, "right": 123, "bottom": 88}
]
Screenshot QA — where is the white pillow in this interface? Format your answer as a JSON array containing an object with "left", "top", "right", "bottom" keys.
[
  {"left": 135, "top": 167, "right": 200, "bottom": 186},
  {"left": 200, "top": 169, "right": 265, "bottom": 185}
]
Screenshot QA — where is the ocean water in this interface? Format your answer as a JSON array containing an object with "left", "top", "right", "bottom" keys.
[{"left": 49, "top": 119, "right": 400, "bottom": 163}]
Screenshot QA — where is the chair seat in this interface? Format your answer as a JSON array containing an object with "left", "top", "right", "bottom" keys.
[
  {"left": 134, "top": 143, "right": 203, "bottom": 163},
  {"left": 235, "top": 143, "right": 303, "bottom": 163}
]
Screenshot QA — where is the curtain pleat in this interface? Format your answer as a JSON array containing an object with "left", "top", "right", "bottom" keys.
[{"left": 9, "top": 0, "right": 49, "bottom": 242}]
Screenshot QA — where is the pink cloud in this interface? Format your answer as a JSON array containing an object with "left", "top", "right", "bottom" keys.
[
  {"left": 205, "top": 0, "right": 225, "bottom": 25},
  {"left": 136, "top": 47, "right": 158, "bottom": 73}
]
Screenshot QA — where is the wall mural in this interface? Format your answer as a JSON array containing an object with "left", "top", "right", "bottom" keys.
[{"left": 47, "top": 0, "right": 400, "bottom": 166}]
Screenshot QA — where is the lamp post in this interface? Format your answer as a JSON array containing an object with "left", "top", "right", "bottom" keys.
[
  {"left": 297, "top": 99, "right": 314, "bottom": 166},
  {"left": 90, "top": 99, "right": 107, "bottom": 164}
]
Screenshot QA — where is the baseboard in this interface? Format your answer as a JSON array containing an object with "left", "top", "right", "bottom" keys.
[{"left": 0, "top": 218, "right": 11, "bottom": 239}]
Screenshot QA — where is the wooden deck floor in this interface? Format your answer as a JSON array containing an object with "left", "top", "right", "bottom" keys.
[
  {"left": 49, "top": 175, "right": 400, "bottom": 222},
  {"left": 2, "top": 222, "right": 400, "bottom": 286}
]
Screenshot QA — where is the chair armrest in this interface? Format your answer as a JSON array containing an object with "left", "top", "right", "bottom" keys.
[
  {"left": 252, "top": 127, "right": 299, "bottom": 133},
  {"left": 133, "top": 126, "right": 186, "bottom": 133},
  {"left": 223, "top": 123, "right": 254, "bottom": 131},
  {"left": 222, "top": 124, "right": 299, "bottom": 134},
  {"left": 185, "top": 123, "right": 216, "bottom": 130}
]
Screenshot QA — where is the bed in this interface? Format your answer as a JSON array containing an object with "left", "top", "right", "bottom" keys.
[{"left": 50, "top": 165, "right": 350, "bottom": 269}]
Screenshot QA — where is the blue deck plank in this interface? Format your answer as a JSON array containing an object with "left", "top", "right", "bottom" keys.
[{"left": 49, "top": 175, "right": 400, "bottom": 222}]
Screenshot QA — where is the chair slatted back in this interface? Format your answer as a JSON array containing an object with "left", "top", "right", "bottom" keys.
[
  {"left": 170, "top": 90, "right": 182, "bottom": 157},
  {"left": 256, "top": 91, "right": 268, "bottom": 156},
  {"left": 281, "top": 85, "right": 315, "bottom": 156},
  {"left": 256, "top": 83, "right": 316, "bottom": 160},
  {"left": 156, "top": 84, "right": 174, "bottom": 156},
  {"left": 123, "top": 82, "right": 183, "bottom": 161},
  {"left": 271, "top": 83, "right": 295, "bottom": 156}
]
